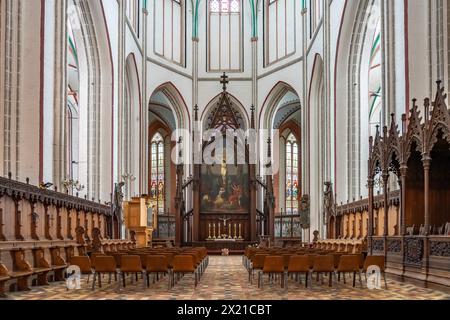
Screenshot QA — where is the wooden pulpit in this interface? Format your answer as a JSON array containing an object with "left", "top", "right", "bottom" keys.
[{"left": 123, "top": 196, "right": 154, "bottom": 248}]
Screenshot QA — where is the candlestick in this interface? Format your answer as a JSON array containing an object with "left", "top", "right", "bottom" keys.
[
  {"left": 218, "top": 222, "right": 222, "bottom": 239},
  {"left": 238, "top": 223, "right": 243, "bottom": 240},
  {"left": 213, "top": 223, "right": 216, "bottom": 239},
  {"left": 234, "top": 223, "right": 237, "bottom": 239},
  {"left": 228, "top": 223, "right": 232, "bottom": 239},
  {"left": 208, "top": 223, "right": 212, "bottom": 240}
]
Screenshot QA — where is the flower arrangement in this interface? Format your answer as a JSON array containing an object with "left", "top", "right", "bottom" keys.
[{"left": 221, "top": 248, "right": 229, "bottom": 256}]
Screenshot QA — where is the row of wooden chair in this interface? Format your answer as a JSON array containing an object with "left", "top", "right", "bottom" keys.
[
  {"left": 70, "top": 247, "right": 209, "bottom": 290},
  {"left": 311, "top": 240, "right": 365, "bottom": 254},
  {"left": 244, "top": 247, "right": 386, "bottom": 289}
]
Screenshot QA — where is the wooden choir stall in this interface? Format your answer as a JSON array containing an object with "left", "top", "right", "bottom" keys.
[
  {"left": 0, "top": 175, "right": 134, "bottom": 296},
  {"left": 331, "top": 82, "right": 450, "bottom": 286}
]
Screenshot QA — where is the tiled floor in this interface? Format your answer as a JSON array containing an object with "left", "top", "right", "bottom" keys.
[{"left": 3, "top": 256, "right": 450, "bottom": 300}]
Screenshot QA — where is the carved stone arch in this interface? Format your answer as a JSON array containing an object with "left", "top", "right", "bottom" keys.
[
  {"left": 150, "top": 82, "right": 190, "bottom": 132},
  {"left": 260, "top": 82, "right": 301, "bottom": 131}
]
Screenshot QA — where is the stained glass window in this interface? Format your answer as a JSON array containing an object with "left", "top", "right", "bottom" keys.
[
  {"left": 210, "top": 0, "right": 240, "bottom": 13},
  {"left": 150, "top": 133, "right": 165, "bottom": 216},
  {"left": 286, "top": 134, "right": 299, "bottom": 215}
]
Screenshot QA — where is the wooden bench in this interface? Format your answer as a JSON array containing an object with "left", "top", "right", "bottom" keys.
[
  {"left": 0, "top": 249, "right": 34, "bottom": 292},
  {"left": 0, "top": 243, "right": 78, "bottom": 294}
]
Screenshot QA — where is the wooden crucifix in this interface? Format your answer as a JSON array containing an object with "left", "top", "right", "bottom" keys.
[
  {"left": 56, "top": 205, "right": 63, "bottom": 240},
  {"left": 44, "top": 203, "right": 53, "bottom": 240},
  {"left": 30, "top": 200, "right": 39, "bottom": 241},
  {"left": 219, "top": 216, "right": 231, "bottom": 227},
  {"left": 13, "top": 196, "right": 24, "bottom": 241},
  {"left": 67, "top": 208, "right": 73, "bottom": 240},
  {"left": 0, "top": 194, "right": 6, "bottom": 241}
]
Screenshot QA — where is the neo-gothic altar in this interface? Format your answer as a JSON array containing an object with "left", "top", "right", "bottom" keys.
[
  {"left": 174, "top": 74, "right": 276, "bottom": 252},
  {"left": 196, "top": 74, "right": 255, "bottom": 245}
]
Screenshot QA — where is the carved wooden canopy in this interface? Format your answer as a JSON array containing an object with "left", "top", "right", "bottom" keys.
[
  {"left": 205, "top": 73, "right": 245, "bottom": 133},
  {"left": 368, "top": 81, "right": 450, "bottom": 178}
]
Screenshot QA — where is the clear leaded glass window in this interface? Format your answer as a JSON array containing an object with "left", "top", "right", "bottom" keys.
[{"left": 210, "top": 0, "right": 240, "bottom": 13}]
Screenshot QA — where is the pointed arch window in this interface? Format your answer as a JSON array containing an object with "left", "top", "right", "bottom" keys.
[
  {"left": 286, "top": 134, "right": 299, "bottom": 215},
  {"left": 150, "top": 133, "right": 165, "bottom": 215}
]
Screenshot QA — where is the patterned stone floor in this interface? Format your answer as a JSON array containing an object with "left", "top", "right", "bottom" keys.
[{"left": 2, "top": 256, "right": 449, "bottom": 300}]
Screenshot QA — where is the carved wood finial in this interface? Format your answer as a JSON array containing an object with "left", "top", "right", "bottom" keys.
[
  {"left": 194, "top": 104, "right": 199, "bottom": 121},
  {"left": 424, "top": 98, "right": 430, "bottom": 122},
  {"left": 220, "top": 72, "right": 229, "bottom": 91},
  {"left": 412, "top": 98, "right": 417, "bottom": 110},
  {"left": 250, "top": 105, "right": 255, "bottom": 129}
]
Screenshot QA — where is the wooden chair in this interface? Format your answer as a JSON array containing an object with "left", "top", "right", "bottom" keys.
[
  {"left": 146, "top": 255, "right": 170, "bottom": 289},
  {"left": 286, "top": 255, "right": 311, "bottom": 288},
  {"left": 305, "top": 254, "right": 317, "bottom": 270},
  {"left": 91, "top": 256, "right": 117, "bottom": 290},
  {"left": 120, "top": 255, "right": 145, "bottom": 289},
  {"left": 172, "top": 255, "right": 198, "bottom": 288},
  {"left": 282, "top": 254, "right": 292, "bottom": 271},
  {"left": 337, "top": 255, "right": 362, "bottom": 287},
  {"left": 0, "top": 264, "right": 10, "bottom": 298},
  {"left": 70, "top": 256, "right": 93, "bottom": 284},
  {"left": 249, "top": 254, "right": 268, "bottom": 284},
  {"left": 90, "top": 252, "right": 105, "bottom": 270},
  {"left": 311, "top": 255, "right": 336, "bottom": 287},
  {"left": 363, "top": 256, "right": 387, "bottom": 289},
  {"left": 259, "top": 256, "right": 285, "bottom": 289}
]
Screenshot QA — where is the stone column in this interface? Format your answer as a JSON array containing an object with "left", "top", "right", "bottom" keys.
[
  {"left": 118, "top": 0, "right": 126, "bottom": 183},
  {"left": 53, "top": 0, "right": 68, "bottom": 191},
  {"left": 140, "top": 4, "right": 149, "bottom": 194},
  {"left": 383, "top": 172, "right": 389, "bottom": 236},
  {"left": 367, "top": 178, "right": 374, "bottom": 254},
  {"left": 423, "top": 157, "right": 431, "bottom": 234}
]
